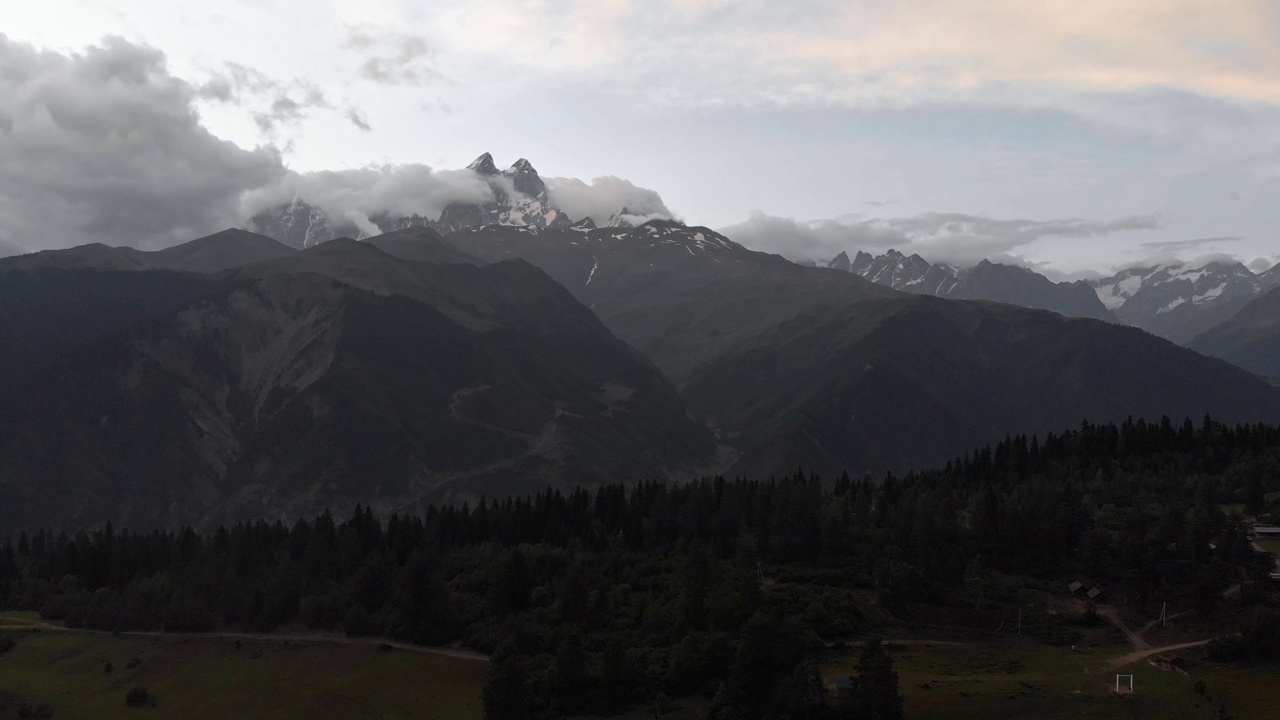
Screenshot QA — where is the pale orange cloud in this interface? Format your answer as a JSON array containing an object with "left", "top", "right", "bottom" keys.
[{"left": 763, "top": 0, "right": 1280, "bottom": 102}]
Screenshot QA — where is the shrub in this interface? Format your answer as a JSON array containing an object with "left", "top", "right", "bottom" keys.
[
  {"left": 0, "top": 634, "right": 15, "bottom": 653},
  {"left": 125, "top": 686, "right": 151, "bottom": 708},
  {"left": 15, "top": 702, "right": 53, "bottom": 719},
  {"left": 125, "top": 657, "right": 142, "bottom": 670},
  {"left": 1207, "top": 637, "right": 1246, "bottom": 662}
]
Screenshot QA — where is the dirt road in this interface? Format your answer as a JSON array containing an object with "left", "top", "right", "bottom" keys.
[
  {"left": 1, "top": 617, "right": 489, "bottom": 662},
  {"left": 1090, "top": 604, "right": 1220, "bottom": 672}
]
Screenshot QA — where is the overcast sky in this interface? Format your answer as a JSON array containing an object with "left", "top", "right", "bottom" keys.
[{"left": 1, "top": 0, "right": 1279, "bottom": 276}]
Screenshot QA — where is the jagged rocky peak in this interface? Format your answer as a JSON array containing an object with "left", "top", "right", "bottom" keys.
[
  {"left": 850, "top": 250, "right": 876, "bottom": 273},
  {"left": 827, "top": 251, "right": 851, "bottom": 272},
  {"left": 824, "top": 248, "right": 1115, "bottom": 321},
  {"left": 503, "top": 158, "right": 546, "bottom": 198},
  {"left": 467, "top": 152, "right": 500, "bottom": 175}
]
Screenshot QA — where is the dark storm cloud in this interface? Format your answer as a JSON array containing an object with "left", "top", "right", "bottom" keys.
[
  {"left": 0, "top": 37, "right": 676, "bottom": 255},
  {"left": 1139, "top": 236, "right": 1242, "bottom": 252},
  {"left": 721, "top": 211, "right": 1161, "bottom": 267},
  {"left": 0, "top": 35, "right": 286, "bottom": 253}
]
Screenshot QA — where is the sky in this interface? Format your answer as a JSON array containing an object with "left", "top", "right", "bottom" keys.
[{"left": 1, "top": 0, "right": 1279, "bottom": 277}]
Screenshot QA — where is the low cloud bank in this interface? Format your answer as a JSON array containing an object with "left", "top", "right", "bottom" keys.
[
  {"left": 545, "top": 176, "right": 674, "bottom": 224},
  {"left": 720, "top": 211, "right": 1161, "bottom": 269}
]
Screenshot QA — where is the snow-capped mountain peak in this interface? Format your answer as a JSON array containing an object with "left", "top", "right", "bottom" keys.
[
  {"left": 828, "top": 248, "right": 1113, "bottom": 321},
  {"left": 1088, "top": 260, "right": 1276, "bottom": 343},
  {"left": 467, "top": 152, "right": 500, "bottom": 175},
  {"left": 502, "top": 158, "right": 547, "bottom": 199}
]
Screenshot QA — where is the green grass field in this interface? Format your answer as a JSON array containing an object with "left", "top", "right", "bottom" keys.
[
  {"left": 0, "top": 628, "right": 487, "bottom": 720},
  {"left": 823, "top": 639, "right": 1275, "bottom": 720},
  {"left": 4, "top": 618, "right": 1279, "bottom": 720},
  {"left": 1192, "top": 662, "right": 1280, "bottom": 720},
  {"left": 1252, "top": 537, "right": 1280, "bottom": 557}
]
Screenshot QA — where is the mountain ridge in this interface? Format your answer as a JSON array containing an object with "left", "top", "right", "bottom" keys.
[
  {"left": 0, "top": 233, "right": 716, "bottom": 532},
  {"left": 825, "top": 248, "right": 1116, "bottom": 322},
  {"left": 249, "top": 154, "right": 657, "bottom": 250}
]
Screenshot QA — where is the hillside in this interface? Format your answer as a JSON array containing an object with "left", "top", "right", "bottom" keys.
[
  {"left": 418, "top": 222, "right": 1280, "bottom": 477},
  {"left": 1189, "top": 286, "right": 1280, "bottom": 380},
  {"left": 0, "top": 230, "right": 294, "bottom": 274},
  {"left": 0, "top": 239, "right": 713, "bottom": 532},
  {"left": 829, "top": 249, "right": 1116, "bottom": 322},
  {"left": 684, "top": 295, "right": 1280, "bottom": 476}
]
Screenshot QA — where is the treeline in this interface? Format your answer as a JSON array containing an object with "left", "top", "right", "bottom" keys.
[{"left": 1, "top": 416, "right": 1279, "bottom": 718}]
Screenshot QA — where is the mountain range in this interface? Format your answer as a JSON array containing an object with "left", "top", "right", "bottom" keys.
[
  {"left": 1189, "top": 286, "right": 1280, "bottom": 382},
  {"left": 826, "top": 249, "right": 1280, "bottom": 347},
  {"left": 408, "top": 223, "right": 1280, "bottom": 479},
  {"left": 0, "top": 232, "right": 713, "bottom": 531},
  {"left": 1090, "top": 261, "right": 1280, "bottom": 344},
  {"left": 827, "top": 249, "right": 1115, "bottom": 322},
  {"left": 5, "top": 154, "right": 1280, "bottom": 532},
  {"left": 249, "top": 153, "right": 633, "bottom": 250}
]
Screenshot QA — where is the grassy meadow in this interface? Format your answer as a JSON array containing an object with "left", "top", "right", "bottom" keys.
[
  {"left": 0, "top": 625, "right": 486, "bottom": 720},
  {"left": 822, "top": 637, "right": 1278, "bottom": 720},
  {"left": 3, "top": 615, "right": 1280, "bottom": 720}
]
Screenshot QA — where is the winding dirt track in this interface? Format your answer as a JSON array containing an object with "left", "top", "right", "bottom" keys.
[
  {"left": 1090, "top": 605, "right": 1218, "bottom": 672},
  {"left": 1101, "top": 639, "right": 1212, "bottom": 671},
  {"left": 0, "top": 617, "right": 489, "bottom": 662}
]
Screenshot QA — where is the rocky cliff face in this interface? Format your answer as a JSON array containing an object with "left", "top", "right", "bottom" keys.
[{"left": 828, "top": 249, "right": 1115, "bottom": 322}]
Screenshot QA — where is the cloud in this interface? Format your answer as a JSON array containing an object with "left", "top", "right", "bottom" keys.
[
  {"left": 200, "top": 63, "right": 334, "bottom": 134},
  {"left": 346, "top": 27, "right": 442, "bottom": 86},
  {"left": 544, "top": 176, "right": 675, "bottom": 223},
  {"left": 414, "top": 0, "right": 1280, "bottom": 111},
  {"left": 719, "top": 213, "right": 906, "bottom": 260},
  {"left": 1249, "top": 257, "right": 1278, "bottom": 272},
  {"left": 241, "top": 164, "right": 496, "bottom": 226},
  {"left": 347, "top": 107, "right": 372, "bottom": 132},
  {"left": 1139, "top": 236, "right": 1243, "bottom": 252},
  {"left": 245, "top": 165, "right": 679, "bottom": 230},
  {"left": 0, "top": 35, "right": 285, "bottom": 253},
  {"left": 0, "top": 237, "right": 24, "bottom": 259},
  {"left": 720, "top": 211, "right": 1161, "bottom": 267}
]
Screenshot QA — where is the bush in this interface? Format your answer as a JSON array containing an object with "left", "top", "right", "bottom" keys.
[
  {"left": 0, "top": 634, "right": 15, "bottom": 653},
  {"left": 15, "top": 702, "right": 53, "bottom": 719},
  {"left": 125, "top": 686, "right": 152, "bottom": 708},
  {"left": 1207, "top": 637, "right": 1246, "bottom": 662},
  {"left": 125, "top": 657, "right": 142, "bottom": 670},
  {"left": 1035, "top": 625, "right": 1083, "bottom": 646}
]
